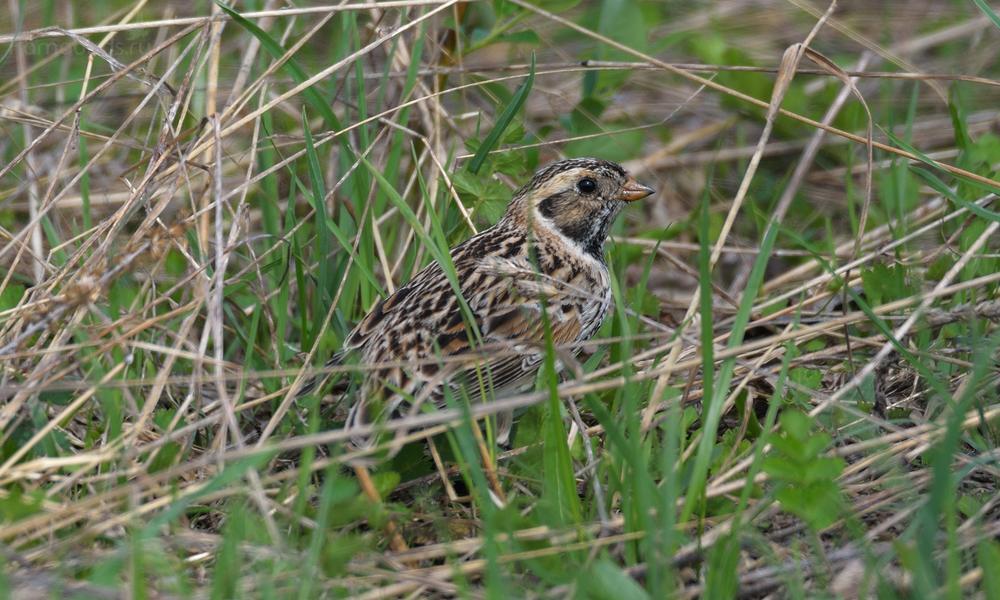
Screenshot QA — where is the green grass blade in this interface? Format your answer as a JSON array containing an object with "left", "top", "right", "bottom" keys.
[
  {"left": 467, "top": 53, "right": 535, "bottom": 175},
  {"left": 358, "top": 154, "right": 482, "bottom": 344},
  {"left": 682, "top": 178, "right": 781, "bottom": 526},
  {"left": 972, "top": 0, "right": 1000, "bottom": 30},
  {"left": 217, "top": 2, "right": 344, "bottom": 132},
  {"left": 679, "top": 183, "right": 716, "bottom": 524},
  {"left": 777, "top": 224, "right": 952, "bottom": 400},
  {"left": 540, "top": 300, "right": 583, "bottom": 526},
  {"left": 141, "top": 451, "right": 275, "bottom": 538},
  {"left": 884, "top": 128, "right": 1000, "bottom": 196},
  {"left": 910, "top": 166, "right": 1000, "bottom": 224},
  {"left": 300, "top": 109, "right": 332, "bottom": 307}
]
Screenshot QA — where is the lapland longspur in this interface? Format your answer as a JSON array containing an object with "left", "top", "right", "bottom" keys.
[{"left": 317, "top": 158, "right": 654, "bottom": 450}]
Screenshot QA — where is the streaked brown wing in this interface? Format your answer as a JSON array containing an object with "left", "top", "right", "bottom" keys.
[
  {"left": 341, "top": 251, "right": 588, "bottom": 442},
  {"left": 434, "top": 299, "right": 584, "bottom": 405}
]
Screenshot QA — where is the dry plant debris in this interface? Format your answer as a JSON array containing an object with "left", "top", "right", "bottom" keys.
[{"left": 0, "top": 0, "right": 998, "bottom": 597}]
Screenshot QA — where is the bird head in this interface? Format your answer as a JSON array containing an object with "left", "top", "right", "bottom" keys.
[{"left": 507, "top": 158, "right": 655, "bottom": 257}]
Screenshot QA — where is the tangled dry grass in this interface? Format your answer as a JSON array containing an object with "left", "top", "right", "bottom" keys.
[{"left": 1, "top": 0, "right": 998, "bottom": 597}]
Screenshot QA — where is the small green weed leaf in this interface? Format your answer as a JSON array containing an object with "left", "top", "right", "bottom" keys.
[
  {"left": 760, "top": 458, "right": 805, "bottom": 482},
  {"left": 147, "top": 442, "right": 182, "bottom": 474},
  {"left": 979, "top": 541, "right": 1000, "bottom": 599},
  {"left": 778, "top": 409, "right": 810, "bottom": 440},
  {"left": 860, "top": 262, "right": 917, "bottom": 306},
  {"left": 762, "top": 411, "right": 846, "bottom": 531},
  {"left": 773, "top": 482, "right": 842, "bottom": 530},
  {"left": 451, "top": 170, "right": 511, "bottom": 224},
  {"left": 372, "top": 471, "right": 401, "bottom": 498},
  {"left": 0, "top": 283, "right": 24, "bottom": 311},
  {"left": 788, "top": 366, "right": 822, "bottom": 405},
  {"left": 0, "top": 486, "right": 44, "bottom": 523},
  {"left": 967, "top": 132, "right": 1000, "bottom": 166},
  {"left": 956, "top": 493, "right": 983, "bottom": 519}
]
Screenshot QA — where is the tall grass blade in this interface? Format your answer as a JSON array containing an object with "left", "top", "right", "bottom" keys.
[{"left": 467, "top": 53, "right": 535, "bottom": 174}]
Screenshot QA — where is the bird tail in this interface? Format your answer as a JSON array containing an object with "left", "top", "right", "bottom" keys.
[{"left": 296, "top": 350, "right": 350, "bottom": 398}]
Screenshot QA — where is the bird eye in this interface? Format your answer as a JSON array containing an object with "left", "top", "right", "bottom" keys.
[{"left": 577, "top": 177, "right": 597, "bottom": 194}]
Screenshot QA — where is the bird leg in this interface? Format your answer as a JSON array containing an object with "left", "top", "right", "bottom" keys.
[
  {"left": 427, "top": 437, "right": 465, "bottom": 503},
  {"left": 471, "top": 419, "right": 507, "bottom": 505},
  {"left": 353, "top": 465, "right": 409, "bottom": 553},
  {"left": 427, "top": 425, "right": 505, "bottom": 506}
]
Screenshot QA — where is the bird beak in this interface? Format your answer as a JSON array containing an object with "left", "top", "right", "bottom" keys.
[{"left": 618, "top": 177, "right": 655, "bottom": 202}]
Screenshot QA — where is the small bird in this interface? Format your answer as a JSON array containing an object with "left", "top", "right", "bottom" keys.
[{"left": 318, "top": 158, "right": 654, "bottom": 451}]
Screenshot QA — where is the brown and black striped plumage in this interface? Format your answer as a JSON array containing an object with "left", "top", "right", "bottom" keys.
[{"left": 325, "top": 158, "right": 654, "bottom": 450}]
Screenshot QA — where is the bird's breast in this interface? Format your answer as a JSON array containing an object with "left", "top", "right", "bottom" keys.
[{"left": 533, "top": 237, "right": 613, "bottom": 341}]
